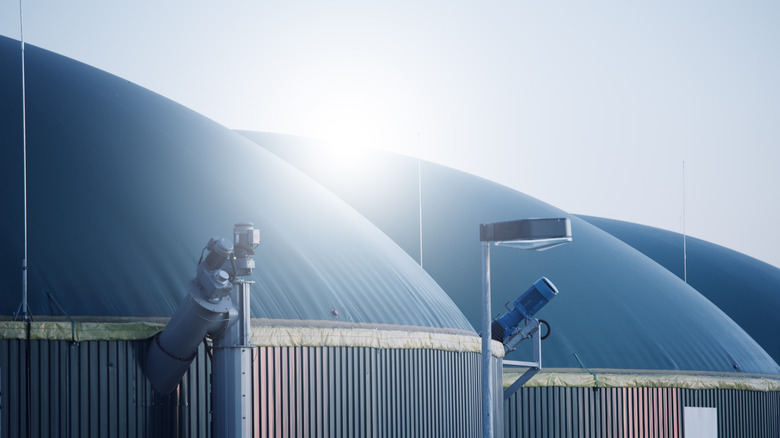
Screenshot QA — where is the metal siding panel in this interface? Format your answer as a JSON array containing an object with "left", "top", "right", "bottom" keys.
[
  {"left": 569, "top": 387, "right": 577, "bottom": 438},
  {"left": 377, "top": 349, "right": 385, "bottom": 438},
  {"left": 600, "top": 388, "right": 609, "bottom": 438},
  {"left": 292, "top": 346, "right": 300, "bottom": 437},
  {"left": 361, "top": 348, "right": 370, "bottom": 437},
  {"left": 335, "top": 347, "right": 343, "bottom": 437},
  {"left": 0, "top": 339, "right": 198, "bottom": 438},
  {"left": 55, "top": 341, "right": 68, "bottom": 437},
  {"left": 280, "top": 346, "right": 288, "bottom": 438},
  {"left": 438, "top": 349, "right": 444, "bottom": 438},
  {"left": 504, "top": 384, "right": 780, "bottom": 438},
  {"left": 406, "top": 349, "right": 413, "bottom": 437},
  {"left": 30, "top": 340, "right": 39, "bottom": 438},
  {"left": 12, "top": 339, "right": 23, "bottom": 438},
  {"left": 388, "top": 348, "right": 396, "bottom": 438},
  {"left": 308, "top": 347, "right": 316, "bottom": 438},
  {"left": 263, "top": 346, "right": 271, "bottom": 438},
  {"left": 404, "top": 349, "right": 411, "bottom": 437},
  {"left": 0, "top": 346, "right": 5, "bottom": 435},
  {"left": 274, "top": 346, "right": 283, "bottom": 438},
  {"left": 493, "top": 358, "right": 503, "bottom": 437},
  {"left": 392, "top": 348, "right": 400, "bottom": 438},
  {"left": 43, "top": 341, "right": 54, "bottom": 437},
  {"left": 336, "top": 346, "right": 343, "bottom": 437},
  {"left": 524, "top": 386, "right": 531, "bottom": 438},
  {"left": 115, "top": 342, "right": 127, "bottom": 438},
  {"left": 4, "top": 339, "right": 490, "bottom": 438},
  {"left": 370, "top": 348, "right": 377, "bottom": 438},
  {"left": 257, "top": 346, "right": 266, "bottom": 438},
  {"left": 579, "top": 387, "right": 587, "bottom": 438},
  {"left": 37, "top": 341, "right": 48, "bottom": 438},
  {"left": 460, "top": 352, "right": 466, "bottom": 438},
  {"left": 354, "top": 348, "right": 360, "bottom": 437},
  {"left": 313, "top": 347, "right": 322, "bottom": 438},
  {"left": 50, "top": 342, "right": 62, "bottom": 438},
  {"left": 297, "top": 346, "right": 305, "bottom": 438},
  {"left": 262, "top": 346, "right": 271, "bottom": 438},
  {"left": 97, "top": 341, "right": 107, "bottom": 438},
  {"left": 355, "top": 348, "right": 362, "bottom": 437},
  {"left": 107, "top": 341, "right": 117, "bottom": 437},
  {"left": 77, "top": 342, "right": 88, "bottom": 437},
  {"left": 344, "top": 346, "right": 350, "bottom": 437},
  {"left": 410, "top": 349, "right": 417, "bottom": 438},
  {"left": 318, "top": 347, "right": 326, "bottom": 438},
  {"left": 387, "top": 348, "right": 394, "bottom": 438},
  {"left": 327, "top": 347, "right": 336, "bottom": 438},
  {"left": 532, "top": 386, "right": 541, "bottom": 437},
  {"left": 640, "top": 387, "right": 647, "bottom": 438},
  {"left": 22, "top": 339, "right": 30, "bottom": 438},
  {"left": 412, "top": 349, "right": 419, "bottom": 438}
]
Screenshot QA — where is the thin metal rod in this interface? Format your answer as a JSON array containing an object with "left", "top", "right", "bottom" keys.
[
  {"left": 417, "top": 132, "right": 423, "bottom": 268},
  {"left": 20, "top": 0, "right": 30, "bottom": 321},
  {"left": 481, "top": 241, "right": 493, "bottom": 438},
  {"left": 682, "top": 161, "right": 687, "bottom": 283}
]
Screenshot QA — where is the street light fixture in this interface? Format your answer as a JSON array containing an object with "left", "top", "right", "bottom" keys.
[{"left": 479, "top": 218, "right": 571, "bottom": 438}]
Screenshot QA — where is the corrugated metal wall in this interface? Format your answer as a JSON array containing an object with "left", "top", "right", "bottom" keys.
[
  {"left": 504, "top": 385, "right": 780, "bottom": 438},
  {"left": 8, "top": 336, "right": 778, "bottom": 438},
  {"left": 0, "top": 338, "right": 211, "bottom": 438},
  {"left": 0, "top": 337, "right": 490, "bottom": 437},
  {"left": 251, "top": 346, "right": 490, "bottom": 437}
]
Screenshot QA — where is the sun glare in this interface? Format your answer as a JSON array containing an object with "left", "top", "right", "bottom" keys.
[{"left": 293, "top": 72, "right": 413, "bottom": 178}]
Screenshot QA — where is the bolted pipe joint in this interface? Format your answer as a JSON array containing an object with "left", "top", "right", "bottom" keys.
[{"left": 197, "top": 238, "right": 234, "bottom": 301}]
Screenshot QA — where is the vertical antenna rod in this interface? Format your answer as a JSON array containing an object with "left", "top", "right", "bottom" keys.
[
  {"left": 682, "top": 161, "right": 687, "bottom": 284},
  {"left": 19, "top": 0, "right": 30, "bottom": 321},
  {"left": 417, "top": 132, "right": 423, "bottom": 269}
]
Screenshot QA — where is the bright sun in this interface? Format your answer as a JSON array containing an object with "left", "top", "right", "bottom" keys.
[{"left": 287, "top": 73, "right": 407, "bottom": 176}]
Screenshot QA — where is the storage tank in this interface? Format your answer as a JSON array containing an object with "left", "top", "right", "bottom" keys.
[
  {"left": 580, "top": 215, "right": 780, "bottom": 367},
  {"left": 243, "top": 131, "right": 780, "bottom": 437},
  {"left": 0, "top": 36, "right": 498, "bottom": 437}
]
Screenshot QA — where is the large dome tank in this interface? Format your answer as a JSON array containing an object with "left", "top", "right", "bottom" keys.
[
  {"left": 0, "top": 35, "right": 473, "bottom": 334},
  {"left": 0, "top": 36, "right": 494, "bottom": 437},
  {"left": 580, "top": 215, "right": 780, "bottom": 366},
  {"left": 242, "top": 131, "right": 780, "bottom": 375}
]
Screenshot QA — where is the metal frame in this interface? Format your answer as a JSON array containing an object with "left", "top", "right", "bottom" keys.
[
  {"left": 502, "top": 320, "right": 542, "bottom": 400},
  {"left": 479, "top": 218, "right": 571, "bottom": 438}
]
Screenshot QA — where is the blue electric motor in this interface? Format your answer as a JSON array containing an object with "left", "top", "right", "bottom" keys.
[{"left": 491, "top": 277, "right": 558, "bottom": 342}]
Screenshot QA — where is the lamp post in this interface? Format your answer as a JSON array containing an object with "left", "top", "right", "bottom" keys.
[{"left": 479, "top": 218, "right": 571, "bottom": 438}]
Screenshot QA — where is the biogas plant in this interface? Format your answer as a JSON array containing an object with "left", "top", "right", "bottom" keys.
[{"left": 2, "top": 36, "right": 779, "bottom": 437}]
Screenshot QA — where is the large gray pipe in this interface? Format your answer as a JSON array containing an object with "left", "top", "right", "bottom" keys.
[
  {"left": 146, "top": 280, "right": 230, "bottom": 394},
  {"left": 146, "top": 237, "right": 235, "bottom": 394},
  {"left": 145, "top": 224, "right": 259, "bottom": 438}
]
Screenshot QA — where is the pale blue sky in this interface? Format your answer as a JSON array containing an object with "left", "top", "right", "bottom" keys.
[{"left": 2, "top": 1, "right": 779, "bottom": 267}]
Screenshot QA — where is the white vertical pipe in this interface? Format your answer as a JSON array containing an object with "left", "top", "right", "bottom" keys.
[{"left": 481, "top": 241, "right": 493, "bottom": 438}]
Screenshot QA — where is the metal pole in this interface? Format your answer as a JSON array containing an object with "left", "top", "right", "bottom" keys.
[
  {"left": 481, "top": 241, "right": 493, "bottom": 438},
  {"left": 19, "top": 0, "right": 30, "bottom": 324},
  {"left": 212, "top": 280, "right": 252, "bottom": 438}
]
